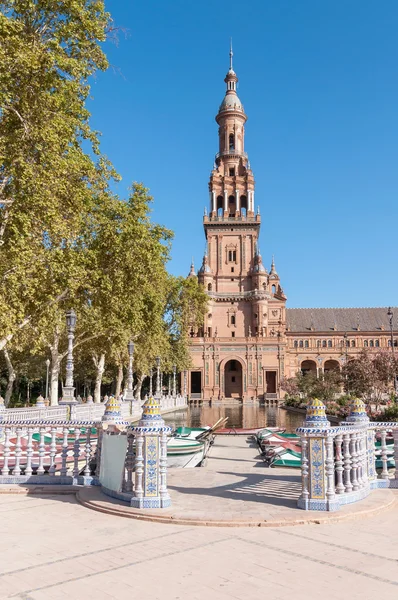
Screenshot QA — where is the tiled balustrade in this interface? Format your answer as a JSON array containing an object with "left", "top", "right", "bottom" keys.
[
  {"left": 0, "top": 421, "right": 99, "bottom": 485},
  {"left": 297, "top": 398, "right": 398, "bottom": 511}
]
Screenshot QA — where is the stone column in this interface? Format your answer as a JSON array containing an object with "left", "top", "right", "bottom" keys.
[
  {"left": 296, "top": 398, "right": 338, "bottom": 511},
  {"left": 130, "top": 397, "right": 172, "bottom": 508},
  {"left": 235, "top": 189, "right": 240, "bottom": 214}
]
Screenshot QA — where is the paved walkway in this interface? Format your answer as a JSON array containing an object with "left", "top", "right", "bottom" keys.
[
  {"left": 80, "top": 434, "right": 394, "bottom": 526},
  {"left": 0, "top": 435, "right": 397, "bottom": 599},
  {"left": 0, "top": 491, "right": 398, "bottom": 599}
]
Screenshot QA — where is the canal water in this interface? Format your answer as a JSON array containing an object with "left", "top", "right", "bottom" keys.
[{"left": 163, "top": 405, "right": 304, "bottom": 434}]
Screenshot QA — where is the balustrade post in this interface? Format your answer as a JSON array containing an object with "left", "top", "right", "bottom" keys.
[
  {"left": 133, "top": 433, "right": 144, "bottom": 502},
  {"left": 49, "top": 427, "right": 57, "bottom": 475},
  {"left": 325, "top": 435, "right": 336, "bottom": 502},
  {"left": 37, "top": 427, "right": 46, "bottom": 475},
  {"left": 73, "top": 428, "right": 81, "bottom": 479},
  {"left": 123, "top": 434, "right": 134, "bottom": 493},
  {"left": 342, "top": 433, "right": 353, "bottom": 493},
  {"left": 95, "top": 427, "right": 103, "bottom": 478},
  {"left": 1, "top": 427, "right": 11, "bottom": 475},
  {"left": 13, "top": 427, "right": 23, "bottom": 476},
  {"left": 25, "top": 428, "right": 33, "bottom": 477},
  {"left": 366, "top": 427, "right": 377, "bottom": 484},
  {"left": 300, "top": 438, "right": 310, "bottom": 505},
  {"left": 130, "top": 397, "right": 171, "bottom": 508},
  {"left": 84, "top": 428, "right": 92, "bottom": 478},
  {"left": 393, "top": 429, "right": 398, "bottom": 487},
  {"left": 355, "top": 432, "right": 363, "bottom": 488},
  {"left": 380, "top": 429, "right": 389, "bottom": 480},
  {"left": 334, "top": 434, "right": 345, "bottom": 494},
  {"left": 60, "top": 426, "right": 69, "bottom": 477},
  {"left": 350, "top": 432, "right": 359, "bottom": 491},
  {"left": 296, "top": 398, "right": 335, "bottom": 510}
]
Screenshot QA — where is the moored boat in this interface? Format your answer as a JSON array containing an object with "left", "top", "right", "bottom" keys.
[
  {"left": 216, "top": 426, "right": 283, "bottom": 436},
  {"left": 167, "top": 437, "right": 207, "bottom": 468}
]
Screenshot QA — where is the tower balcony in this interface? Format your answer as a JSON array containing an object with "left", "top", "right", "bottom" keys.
[
  {"left": 204, "top": 214, "right": 261, "bottom": 224},
  {"left": 215, "top": 150, "right": 248, "bottom": 162},
  {"left": 207, "top": 289, "right": 270, "bottom": 302}
]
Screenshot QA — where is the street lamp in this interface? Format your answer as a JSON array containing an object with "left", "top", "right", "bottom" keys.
[
  {"left": 125, "top": 340, "right": 135, "bottom": 401},
  {"left": 172, "top": 365, "right": 177, "bottom": 397},
  {"left": 45, "top": 359, "right": 50, "bottom": 401},
  {"left": 387, "top": 307, "right": 394, "bottom": 354},
  {"left": 61, "top": 309, "right": 77, "bottom": 404},
  {"left": 155, "top": 356, "right": 161, "bottom": 397},
  {"left": 149, "top": 368, "right": 153, "bottom": 397},
  {"left": 387, "top": 307, "right": 397, "bottom": 393},
  {"left": 343, "top": 332, "right": 349, "bottom": 393}
]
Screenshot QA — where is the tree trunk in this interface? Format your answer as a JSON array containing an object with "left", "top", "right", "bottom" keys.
[
  {"left": 93, "top": 353, "right": 106, "bottom": 404},
  {"left": 115, "top": 363, "right": 124, "bottom": 399},
  {"left": 3, "top": 348, "right": 16, "bottom": 406},
  {"left": 135, "top": 374, "right": 145, "bottom": 401}
]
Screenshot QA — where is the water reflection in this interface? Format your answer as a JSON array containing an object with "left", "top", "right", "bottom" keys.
[{"left": 163, "top": 405, "right": 304, "bottom": 434}]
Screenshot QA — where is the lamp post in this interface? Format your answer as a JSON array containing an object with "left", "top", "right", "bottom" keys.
[
  {"left": 183, "top": 370, "right": 187, "bottom": 398},
  {"left": 61, "top": 309, "right": 77, "bottom": 404},
  {"left": 155, "top": 356, "right": 161, "bottom": 397},
  {"left": 387, "top": 307, "right": 397, "bottom": 393},
  {"left": 45, "top": 359, "right": 50, "bottom": 401},
  {"left": 343, "top": 332, "right": 349, "bottom": 393},
  {"left": 388, "top": 307, "right": 394, "bottom": 354},
  {"left": 172, "top": 365, "right": 177, "bottom": 397},
  {"left": 149, "top": 368, "right": 153, "bottom": 397},
  {"left": 125, "top": 340, "right": 135, "bottom": 401}
]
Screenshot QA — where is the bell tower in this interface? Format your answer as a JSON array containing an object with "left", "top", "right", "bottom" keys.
[
  {"left": 193, "top": 47, "right": 287, "bottom": 403},
  {"left": 209, "top": 43, "right": 255, "bottom": 219}
]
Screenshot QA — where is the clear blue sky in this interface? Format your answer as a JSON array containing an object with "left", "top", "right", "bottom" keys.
[{"left": 89, "top": 1, "right": 398, "bottom": 308}]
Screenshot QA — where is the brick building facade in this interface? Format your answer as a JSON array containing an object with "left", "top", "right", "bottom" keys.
[{"left": 187, "top": 50, "right": 396, "bottom": 402}]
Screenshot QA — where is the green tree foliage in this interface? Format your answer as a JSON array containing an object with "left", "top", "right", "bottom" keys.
[
  {"left": 0, "top": 0, "right": 117, "bottom": 348},
  {"left": 281, "top": 369, "right": 343, "bottom": 403},
  {"left": 0, "top": 2, "right": 208, "bottom": 402},
  {"left": 343, "top": 350, "right": 398, "bottom": 407}
]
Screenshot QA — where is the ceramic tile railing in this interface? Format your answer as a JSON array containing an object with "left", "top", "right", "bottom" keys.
[
  {"left": 4, "top": 406, "right": 69, "bottom": 422},
  {"left": 3, "top": 395, "right": 187, "bottom": 424},
  {"left": 296, "top": 422, "right": 398, "bottom": 511},
  {"left": 0, "top": 421, "right": 99, "bottom": 485}
]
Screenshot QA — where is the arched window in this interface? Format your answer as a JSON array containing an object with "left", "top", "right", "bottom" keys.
[
  {"left": 272, "top": 285, "right": 276, "bottom": 294},
  {"left": 364, "top": 340, "right": 368, "bottom": 347},
  {"left": 299, "top": 340, "right": 303, "bottom": 348},
  {"left": 369, "top": 340, "right": 374, "bottom": 347},
  {"left": 351, "top": 340, "right": 356, "bottom": 347},
  {"left": 294, "top": 340, "right": 298, "bottom": 348},
  {"left": 322, "top": 340, "right": 327, "bottom": 348},
  {"left": 304, "top": 340, "right": 309, "bottom": 348},
  {"left": 240, "top": 195, "right": 247, "bottom": 217},
  {"left": 229, "top": 133, "right": 235, "bottom": 151},
  {"left": 317, "top": 340, "right": 321, "bottom": 348},
  {"left": 231, "top": 315, "right": 236, "bottom": 325},
  {"left": 207, "top": 283, "right": 212, "bottom": 291},
  {"left": 228, "top": 195, "right": 236, "bottom": 216},
  {"left": 328, "top": 340, "right": 332, "bottom": 348},
  {"left": 375, "top": 339, "right": 379, "bottom": 347}
]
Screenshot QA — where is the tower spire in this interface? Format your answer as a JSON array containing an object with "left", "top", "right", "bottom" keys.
[{"left": 229, "top": 38, "right": 233, "bottom": 72}]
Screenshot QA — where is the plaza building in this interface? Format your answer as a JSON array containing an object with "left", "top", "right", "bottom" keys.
[{"left": 187, "top": 51, "right": 397, "bottom": 403}]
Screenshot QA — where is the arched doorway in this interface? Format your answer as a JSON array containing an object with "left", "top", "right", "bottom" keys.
[
  {"left": 224, "top": 359, "right": 243, "bottom": 398},
  {"left": 301, "top": 360, "right": 317, "bottom": 376},
  {"left": 324, "top": 359, "right": 340, "bottom": 373}
]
